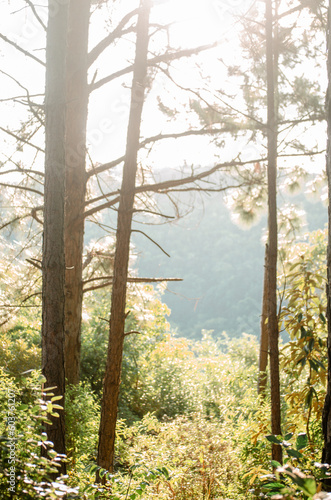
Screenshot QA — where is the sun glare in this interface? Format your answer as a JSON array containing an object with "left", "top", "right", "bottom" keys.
[{"left": 153, "top": 0, "right": 224, "bottom": 46}]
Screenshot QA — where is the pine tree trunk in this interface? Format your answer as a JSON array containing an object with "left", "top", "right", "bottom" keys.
[
  {"left": 64, "top": 0, "right": 90, "bottom": 387},
  {"left": 258, "top": 244, "right": 269, "bottom": 397},
  {"left": 42, "top": 0, "right": 69, "bottom": 471},
  {"left": 266, "top": 0, "right": 282, "bottom": 464},
  {"left": 322, "top": 0, "right": 331, "bottom": 473},
  {"left": 96, "top": 0, "right": 151, "bottom": 477}
]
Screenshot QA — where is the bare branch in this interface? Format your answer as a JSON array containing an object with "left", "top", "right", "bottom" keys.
[
  {"left": 138, "top": 125, "right": 250, "bottom": 148},
  {"left": 0, "top": 33, "right": 45, "bottom": 66},
  {"left": 124, "top": 331, "right": 141, "bottom": 337},
  {"left": 0, "top": 167, "right": 44, "bottom": 178},
  {"left": 133, "top": 208, "right": 175, "bottom": 219},
  {"left": 26, "top": 258, "right": 42, "bottom": 270},
  {"left": 86, "top": 124, "right": 240, "bottom": 179},
  {"left": 0, "top": 126, "right": 44, "bottom": 153},
  {"left": 84, "top": 195, "right": 120, "bottom": 218},
  {"left": 131, "top": 229, "right": 171, "bottom": 257},
  {"left": 0, "top": 215, "right": 22, "bottom": 231},
  {"left": 0, "top": 182, "right": 43, "bottom": 197},
  {"left": 83, "top": 275, "right": 182, "bottom": 284},
  {"left": 89, "top": 42, "right": 217, "bottom": 92},
  {"left": 23, "top": 0, "right": 47, "bottom": 30},
  {"left": 0, "top": 93, "right": 44, "bottom": 103},
  {"left": 87, "top": 155, "right": 125, "bottom": 178},
  {"left": 88, "top": 9, "right": 139, "bottom": 67},
  {"left": 83, "top": 157, "right": 264, "bottom": 219},
  {"left": 31, "top": 206, "right": 43, "bottom": 224},
  {"left": 159, "top": 65, "right": 265, "bottom": 129},
  {"left": 83, "top": 276, "right": 182, "bottom": 293}
]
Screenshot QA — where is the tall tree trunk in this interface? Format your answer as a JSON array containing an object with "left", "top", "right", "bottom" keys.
[
  {"left": 258, "top": 244, "right": 269, "bottom": 397},
  {"left": 322, "top": 0, "right": 331, "bottom": 473},
  {"left": 64, "top": 0, "right": 90, "bottom": 387},
  {"left": 97, "top": 0, "right": 151, "bottom": 476},
  {"left": 266, "top": 0, "right": 282, "bottom": 464},
  {"left": 42, "top": 0, "right": 69, "bottom": 471}
]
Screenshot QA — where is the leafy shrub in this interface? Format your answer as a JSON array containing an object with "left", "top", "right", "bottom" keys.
[{"left": 0, "top": 369, "right": 78, "bottom": 499}]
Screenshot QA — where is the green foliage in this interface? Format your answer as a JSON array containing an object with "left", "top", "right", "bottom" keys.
[
  {"left": 0, "top": 318, "right": 41, "bottom": 378},
  {"left": 81, "top": 284, "right": 171, "bottom": 421},
  {"left": 279, "top": 230, "right": 327, "bottom": 442},
  {"left": 0, "top": 369, "right": 78, "bottom": 499},
  {"left": 1, "top": 226, "right": 330, "bottom": 499},
  {"left": 65, "top": 383, "right": 100, "bottom": 470}
]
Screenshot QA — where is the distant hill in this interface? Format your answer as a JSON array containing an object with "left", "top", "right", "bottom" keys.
[{"left": 132, "top": 191, "right": 327, "bottom": 339}]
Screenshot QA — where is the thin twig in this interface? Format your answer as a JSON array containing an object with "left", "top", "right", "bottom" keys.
[
  {"left": 23, "top": 0, "right": 46, "bottom": 30},
  {"left": 0, "top": 34, "right": 45, "bottom": 66}
]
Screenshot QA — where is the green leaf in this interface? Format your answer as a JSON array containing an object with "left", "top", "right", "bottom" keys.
[
  {"left": 296, "top": 356, "right": 307, "bottom": 367},
  {"left": 301, "top": 326, "right": 307, "bottom": 338},
  {"left": 271, "top": 460, "right": 282, "bottom": 468},
  {"left": 301, "top": 477, "right": 317, "bottom": 496},
  {"left": 266, "top": 435, "right": 282, "bottom": 444},
  {"left": 308, "top": 337, "right": 315, "bottom": 352},
  {"left": 87, "top": 464, "right": 99, "bottom": 474},
  {"left": 319, "top": 313, "right": 326, "bottom": 324},
  {"left": 296, "top": 433, "right": 308, "bottom": 451},
  {"left": 308, "top": 358, "right": 319, "bottom": 372},
  {"left": 17, "top": 404, "right": 29, "bottom": 411},
  {"left": 51, "top": 395, "right": 63, "bottom": 402},
  {"left": 286, "top": 448, "right": 303, "bottom": 459},
  {"left": 284, "top": 433, "right": 294, "bottom": 441},
  {"left": 263, "top": 482, "right": 284, "bottom": 490},
  {"left": 312, "top": 358, "right": 326, "bottom": 371}
]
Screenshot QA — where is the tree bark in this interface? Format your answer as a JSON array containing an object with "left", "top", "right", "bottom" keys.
[
  {"left": 42, "top": 0, "right": 69, "bottom": 471},
  {"left": 97, "top": 0, "right": 151, "bottom": 476},
  {"left": 266, "top": 0, "right": 282, "bottom": 464},
  {"left": 258, "top": 244, "right": 269, "bottom": 397},
  {"left": 322, "top": 0, "right": 331, "bottom": 472},
  {"left": 64, "top": 0, "right": 90, "bottom": 386}
]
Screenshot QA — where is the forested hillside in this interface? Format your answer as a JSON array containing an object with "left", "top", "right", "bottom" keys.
[{"left": 133, "top": 189, "right": 327, "bottom": 338}]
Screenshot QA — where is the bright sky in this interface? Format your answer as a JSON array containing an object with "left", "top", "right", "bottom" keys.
[{"left": 0, "top": 0, "right": 326, "bottom": 187}]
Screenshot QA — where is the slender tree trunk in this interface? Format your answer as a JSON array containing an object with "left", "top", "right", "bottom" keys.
[
  {"left": 266, "top": 0, "right": 282, "bottom": 464},
  {"left": 64, "top": 0, "right": 90, "bottom": 387},
  {"left": 258, "top": 244, "right": 269, "bottom": 397},
  {"left": 97, "top": 0, "right": 151, "bottom": 476},
  {"left": 42, "top": 0, "right": 69, "bottom": 471},
  {"left": 322, "top": 0, "right": 331, "bottom": 473}
]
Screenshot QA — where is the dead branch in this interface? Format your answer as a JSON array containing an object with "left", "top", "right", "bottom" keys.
[
  {"left": 0, "top": 126, "right": 44, "bottom": 153},
  {"left": 0, "top": 166, "right": 44, "bottom": 178},
  {"left": 131, "top": 229, "right": 171, "bottom": 257},
  {"left": 0, "top": 215, "right": 22, "bottom": 231},
  {"left": 133, "top": 208, "right": 175, "bottom": 219},
  {"left": 89, "top": 42, "right": 217, "bottom": 92},
  {"left": 88, "top": 9, "right": 139, "bottom": 67},
  {"left": 26, "top": 258, "right": 42, "bottom": 270},
  {"left": 0, "top": 34, "right": 45, "bottom": 66},
  {"left": 83, "top": 276, "right": 182, "bottom": 293},
  {"left": 0, "top": 93, "right": 44, "bottom": 103},
  {"left": 86, "top": 117, "right": 264, "bottom": 180},
  {"left": 83, "top": 156, "right": 266, "bottom": 219},
  {"left": 124, "top": 331, "right": 142, "bottom": 337},
  {"left": 87, "top": 155, "right": 125, "bottom": 178},
  {"left": 0, "top": 182, "right": 43, "bottom": 197},
  {"left": 23, "top": 0, "right": 46, "bottom": 30}
]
